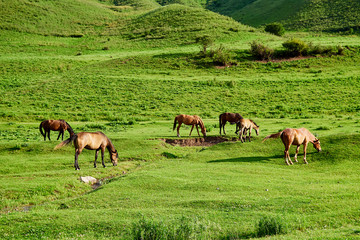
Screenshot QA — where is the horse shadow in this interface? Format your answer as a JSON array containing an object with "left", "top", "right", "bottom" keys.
[
  {"left": 208, "top": 152, "right": 317, "bottom": 164},
  {"left": 207, "top": 154, "right": 284, "bottom": 163}
]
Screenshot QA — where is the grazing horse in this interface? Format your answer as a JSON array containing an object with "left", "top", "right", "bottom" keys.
[
  {"left": 219, "top": 112, "right": 243, "bottom": 135},
  {"left": 55, "top": 132, "right": 118, "bottom": 170},
  {"left": 173, "top": 114, "right": 206, "bottom": 138},
  {"left": 39, "top": 119, "right": 74, "bottom": 141},
  {"left": 237, "top": 119, "right": 259, "bottom": 142},
  {"left": 262, "top": 128, "right": 321, "bottom": 165}
]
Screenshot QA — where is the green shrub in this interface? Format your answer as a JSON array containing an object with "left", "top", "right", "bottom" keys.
[
  {"left": 255, "top": 216, "right": 287, "bottom": 237},
  {"left": 208, "top": 45, "right": 233, "bottom": 66},
  {"left": 132, "top": 216, "right": 213, "bottom": 239},
  {"left": 282, "top": 38, "right": 309, "bottom": 57},
  {"left": 265, "top": 23, "right": 285, "bottom": 36},
  {"left": 250, "top": 41, "right": 274, "bottom": 60}
]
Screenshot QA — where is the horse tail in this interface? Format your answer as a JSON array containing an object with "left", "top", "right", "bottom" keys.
[
  {"left": 173, "top": 116, "right": 178, "bottom": 131},
  {"left": 262, "top": 131, "right": 283, "bottom": 142},
  {"left": 54, "top": 134, "right": 76, "bottom": 150},
  {"left": 219, "top": 114, "right": 223, "bottom": 128},
  {"left": 39, "top": 122, "right": 45, "bottom": 137}
]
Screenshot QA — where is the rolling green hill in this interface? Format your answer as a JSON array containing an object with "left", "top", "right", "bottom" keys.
[
  {"left": 207, "top": 0, "right": 360, "bottom": 31},
  {"left": 0, "top": 0, "right": 118, "bottom": 36},
  {"left": 123, "top": 4, "right": 251, "bottom": 42},
  {"left": 0, "top": 0, "right": 251, "bottom": 45}
]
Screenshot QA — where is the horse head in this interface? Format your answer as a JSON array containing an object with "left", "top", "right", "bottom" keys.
[
  {"left": 255, "top": 127, "right": 260, "bottom": 136},
  {"left": 311, "top": 139, "right": 321, "bottom": 152},
  {"left": 110, "top": 150, "right": 119, "bottom": 166},
  {"left": 201, "top": 127, "right": 207, "bottom": 137}
]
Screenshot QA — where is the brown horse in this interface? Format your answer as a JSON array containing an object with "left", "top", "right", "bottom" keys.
[
  {"left": 39, "top": 119, "right": 74, "bottom": 141},
  {"left": 237, "top": 119, "right": 259, "bottom": 142},
  {"left": 173, "top": 114, "right": 206, "bottom": 137},
  {"left": 262, "top": 128, "right": 321, "bottom": 165},
  {"left": 219, "top": 112, "right": 243, "bottom": 135},
  {"left": 55, "top": 132, "right": 118, "bottom": 170}
]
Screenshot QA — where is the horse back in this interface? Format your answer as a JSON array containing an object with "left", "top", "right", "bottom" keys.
[
  {"left": 75, "top": 132, "right": 108, "bottom": 150},
  {"left": 281, "top": 128, "right": 307, "bottom": 145}
]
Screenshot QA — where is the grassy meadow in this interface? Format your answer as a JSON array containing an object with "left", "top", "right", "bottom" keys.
[{"left": 1, "top": 0, "right": 360, "bottom": 239}]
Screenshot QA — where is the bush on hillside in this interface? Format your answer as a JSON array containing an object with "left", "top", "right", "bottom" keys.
[
  {"left": 282, "top": 38, "right": 309, "bottom": 57},
  {"left": 208, "top": 45, "right": 234, "bottom": 66},
  {"left": 250, "top": 41, "right": 274, "bottom": 60},
  {"left": 265, "top": 23, "right": 285, "bottom": 36}
]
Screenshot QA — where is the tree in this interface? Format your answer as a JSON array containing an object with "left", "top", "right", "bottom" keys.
[{"left": 195, "top": 35, "right": 214, "bottom": 54}]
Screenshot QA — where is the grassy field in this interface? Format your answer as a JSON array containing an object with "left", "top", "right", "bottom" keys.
[{"left": 1, "top": 1, "right": 360, "bottom": 238}]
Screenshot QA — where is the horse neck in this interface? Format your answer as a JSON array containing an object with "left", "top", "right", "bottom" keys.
[
  {"left": 197, "top": 119, "right": 204, "bottom": 129},
  {"left": 249, "top": 120, "right": 258, "bottom": 129},
  {"left": 106, "top": 138, "right": 116, "bottom": 153},
  {"left": 66, "top": 123, "right": 74, "bottom": 134}
]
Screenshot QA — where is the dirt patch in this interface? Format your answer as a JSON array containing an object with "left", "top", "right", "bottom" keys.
[{"left": 161, "top": 136, "right": 238, "bottom": 147}]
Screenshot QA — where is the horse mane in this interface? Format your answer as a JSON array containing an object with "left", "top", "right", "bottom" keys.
[
  {"left": 102, "top": 133, "right": 116, "bottom": 153},
  {"left": 65, "top": 121, "right": 74, "bottom": 134},
  {"left": 249, "top": 119, "right": 259, "bottom": 127},
  {"left": 197, "top": 117, "right": 205, "bottom": 129}
]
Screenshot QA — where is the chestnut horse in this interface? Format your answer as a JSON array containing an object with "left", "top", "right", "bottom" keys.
[
  {"left": 219, "top": 112, "right": 243, "bottom": 135},
  {"left": 39, "top": 119, "right": 74, "bottom": 141},
  {"left": 173, "top": 114, "right": 206, "bottom": 137},
  {"left": 262, "top": 128, "right": 321, "bottom": 165},
  {"left": 237, "top": 119, "right": 259, "bottom": 143},
  {"left": 55, "top": 132, "right": 118, "bottom": 170}
]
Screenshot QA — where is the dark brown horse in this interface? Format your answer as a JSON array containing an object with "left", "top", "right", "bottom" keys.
[
  {"left": 173, "top": 114, "right": 206, "bottom": 137},
  {"left": 39, "top": 119, "right": 74, "bottom": 141},
  {"left": 219, "top": 112, "right": 243, "bottom": 135},
  {"left": 55, "top": 132, "right": 118, "bottom": 170},
  {"left": 262, "top": 128, "right": 321, "bottom": 165},
  {"left": 237, "top": 119, "right": 259, "bottom": 142}
]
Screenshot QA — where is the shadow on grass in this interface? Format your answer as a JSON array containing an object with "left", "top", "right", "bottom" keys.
[
  {"left": 209, "top": 152, "right": 318, "bottom": 164},
  {"left": 208, "top": 154, "right": 284, "bottom": 163}
]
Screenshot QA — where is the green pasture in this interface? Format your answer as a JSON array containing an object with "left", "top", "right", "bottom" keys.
[
  {"left": 1, "top": 4, "right": 360, "bottom": 237},
  {"left": 1, "top": 119, "right": 360, "bottom": 239}
]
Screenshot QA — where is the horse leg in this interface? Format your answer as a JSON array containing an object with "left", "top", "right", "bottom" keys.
[
  {"left": 223, "top": 122, "right": 226, "bottom": 135},
  {"left": 61, "top": 130, "right": 64, "bottom": 140},
  {"left": 294, "top": 145, "right": 300, "bottom": 162},
  {"left": 47, "top": 130, "right": 51, "bottom": 141},
  {"left": 242, "top": 128, "right": 247, "bottom": 142},
  {"left": 189, "top": 125, "right": 195, "bottom": 136},
  {"left": 284, "top": 145, "right": 293, "bottom": 165},
  {"left": 57, "top": 131, "right": 62, "bottom": 140},
  {"left": 248, "top": 127, "right": 252, "bottom": 142},
  {"left": 303, "top": 143, "right": 308, "bottom": 164},
  {"left": 195, "top": 125, "right": 200, "bottom": 137},
  {"left": 44, "top": 130, "right": 47, "bottom": 141},
  {"left": 94, "top": 149, "right": 99, "bottom": 168},
  {"left": 177, "top": 123, "right": 182, "bottom": 137},
  {"left": 239, "top": 127, "right": 244, "bottom": 142},
  {"left": 101, "top": 148, "right": 106, "bottom": 168},
  {"left": 74, "top": 149, "right": 81, "bottom": 170}
]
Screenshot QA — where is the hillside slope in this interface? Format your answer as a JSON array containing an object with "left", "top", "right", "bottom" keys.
[
  {"left": 207, "top": 0, "right": 306, "bottom": 27},
  {"left": 207, "top": 0, "right": 360, "bottom": 31},
  {"left": 0, "top": 0, "right": 118, "bottom": 36},
  {"left": 123, "top": 4, "right": 251, "bottom": 42},
  {"left": 285, "top": 0, "right": 360, "bottom": 31},
  {"left": 0, "top": 0, "right": 252, "bottom": 44}
]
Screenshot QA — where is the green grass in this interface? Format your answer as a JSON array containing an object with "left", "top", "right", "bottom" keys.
[
  {"left": 1, "top": 1, "right": 360, "bottom": 238},
  {"left": 1, "top": 120, "right": 360, "bottom": 239}
]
